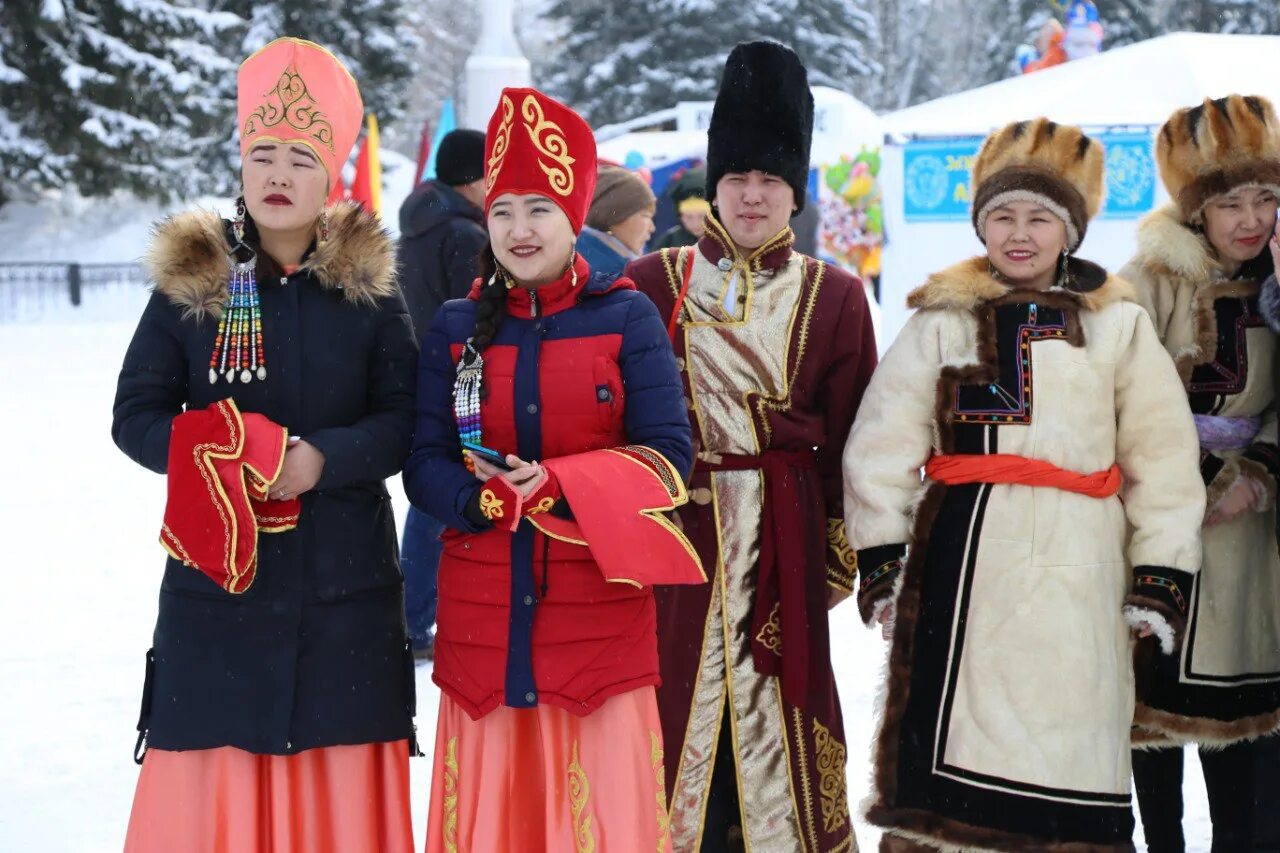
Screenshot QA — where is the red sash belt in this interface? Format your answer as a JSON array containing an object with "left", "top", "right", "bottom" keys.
[
  {"left": 925, "top": 453, "right": 1123, "bottom": 498},
  {"left": 696, "top": 449, "right": 825, "bottom": 711}
]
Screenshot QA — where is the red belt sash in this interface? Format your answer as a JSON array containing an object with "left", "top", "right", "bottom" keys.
[
  {"left": 696, "top": 449, "right": 825, "bottom": 711},
  {"left": 925, "top": 453, "right": 1123, "bottom": 497}
]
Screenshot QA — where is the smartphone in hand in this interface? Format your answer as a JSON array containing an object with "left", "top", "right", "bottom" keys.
[{"left": 462, "top": 442, "right": 513, "bottom": 472}]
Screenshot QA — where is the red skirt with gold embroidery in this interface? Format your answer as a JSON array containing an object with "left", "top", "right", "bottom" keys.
[
  {"left": 123, "top": 740, "right": 413, "bottom": 853},
  {"left": 426, "top": 687, "right": 672, "bottom": 852}
]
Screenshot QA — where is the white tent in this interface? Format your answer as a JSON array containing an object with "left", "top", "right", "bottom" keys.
[
  {"left": 597, "top": 86, "right": 883, "bottom": 169},
  {"left": 877, "top": 32, "right": 1280, "bottom": 341}
]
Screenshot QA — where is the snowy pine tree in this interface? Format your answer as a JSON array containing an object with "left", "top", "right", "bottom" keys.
[
  {"left": 542, "top": 0, "right": 880, "bottom": 126},
  {"left": 388, "top": 0, "right": 479, "bottom": 155},
  {"left": 1164, "top": 0, "right": 1280, "bottom": 34},
  {"left": 0, "top": 0, "right": 240, "bottom": 204},
  {"left": 1100, "top": 0, "right": 1164, "bottom": 48}
]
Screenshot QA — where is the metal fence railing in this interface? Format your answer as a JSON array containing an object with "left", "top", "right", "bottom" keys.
[{"left": 0, "top": 262, "right": 150, "bottom": 323}]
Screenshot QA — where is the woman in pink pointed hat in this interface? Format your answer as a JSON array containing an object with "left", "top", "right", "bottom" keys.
[{"left": 115, "top": 38, "right": 418, "bottom": 852}]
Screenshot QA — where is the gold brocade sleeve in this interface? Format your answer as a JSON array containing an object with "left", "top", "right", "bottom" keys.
[{"left": 826, "top": 517, "right": 857, "bottom": 594}]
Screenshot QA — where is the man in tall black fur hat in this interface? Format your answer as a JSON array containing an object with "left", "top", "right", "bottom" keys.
[{"left": 626, "top": 40, "right": 879, "bottom": 852}]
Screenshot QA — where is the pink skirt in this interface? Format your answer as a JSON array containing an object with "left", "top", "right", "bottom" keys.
[
  {"left": 426, "top": 687, "right": 672, "bottom": 852},
  {"left": 123, "top": 740, "right": 414, "bottom": 853}
]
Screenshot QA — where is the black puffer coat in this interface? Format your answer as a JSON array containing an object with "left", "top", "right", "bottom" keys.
[{"left": 112, "top": 202, "right": 419, "bottom": 755}]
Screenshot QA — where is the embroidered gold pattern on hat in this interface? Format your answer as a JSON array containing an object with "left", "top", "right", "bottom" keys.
[
  {"left": 485, "top": 94, "right": 516, "bottom": 193},
  {"left": 522, "top": 94, "right": 575, "bottom": 197},
  {"left": 243, "top": 65, "right": 335, "bottom": 153}
]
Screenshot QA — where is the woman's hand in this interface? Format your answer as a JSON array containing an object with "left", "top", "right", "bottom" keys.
[
  {"left": 1206, "top": 476, "right": 1264, "bottom": 526},
  {"left": 270, "top": 438, "right": 325, "bottom": 500},
  {"left": 876, "top": 600, "right": 896, "bottom": 641},
  {"left": 472, "top": 453, "right": 547, "bottom": 497}
]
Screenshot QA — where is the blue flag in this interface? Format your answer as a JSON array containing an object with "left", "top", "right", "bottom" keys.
[{"left": 423, "top": 100, "right": 458, "bottom": 182}]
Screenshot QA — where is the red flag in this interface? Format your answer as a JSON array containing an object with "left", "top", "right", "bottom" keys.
[
  {"left": 413, "top": 119, "right": 432, "bottom": 186},
  {"left": 326, "top": 172, "right": 347, "bottom": 205}
]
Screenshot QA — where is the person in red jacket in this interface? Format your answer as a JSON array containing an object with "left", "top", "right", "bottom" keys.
[{"left": 403, "top": 87, "right": 701, "bottom": 852}]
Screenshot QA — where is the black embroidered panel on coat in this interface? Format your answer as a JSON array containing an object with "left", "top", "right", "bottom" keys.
[
  {"left": 951, "top": 303, "right": 1067, "bottom": 452},
  {"left": 1188, "top": 294, "right": 1264, "bottom": 413}
]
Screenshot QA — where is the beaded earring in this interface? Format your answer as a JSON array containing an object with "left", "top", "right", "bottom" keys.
[
  {"left": 453, "top": 273, "right": 504, "bottom": 469},
  {"left": 453, "top": 338, "right": 485, "bottom": 470},
  {"left": 208, "top": 197, "right": 267, "bottom": 384}
]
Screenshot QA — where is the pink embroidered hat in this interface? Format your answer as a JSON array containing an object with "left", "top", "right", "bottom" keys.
[{"left": 237, "top": 38, "right": 363, "bottom": 189}]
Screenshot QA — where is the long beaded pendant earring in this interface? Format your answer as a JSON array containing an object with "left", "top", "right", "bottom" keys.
[
  {"left": 208, "top": 197, "right": 267, "bottom": 384},
  {"left": 453, "top": 338, "right": 485, "bottom": 471}
]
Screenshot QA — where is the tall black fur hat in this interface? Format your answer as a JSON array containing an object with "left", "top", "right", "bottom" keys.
[{"left": 705, "top": 41, "right": 814, "bottom": 214}]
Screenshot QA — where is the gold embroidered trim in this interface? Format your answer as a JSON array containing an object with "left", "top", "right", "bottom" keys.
[
  {"left": 622, "top": 444, "right": 682, "bottom": 499},
  {"left": 752, "top": 260, "right": 826, "bottom": 447},
  {"left": 812, "top": 720, "right": 849, "bottom": 834},
  {"left": 651, "top": 731, "right": 670, "bottom": 853},
  {"left": 443, "top": 736, "right": 459, "bottom": 852},
  {"left": 522, "top": 94, "right": 575, "bottom": 197},
  {"left": 529, "top": 496, "right": 556, "bottom": 515},
  {"left": 660, "top": 247, "right": 684, "bottom": 300},
  {"left": 567, "top": 741, "right": 597, "bottom": 852},
  {"left": 485, "top": 94, "right": 515, "bottom": 193},
  {"left": 825, "top": 518, "right": 857, "bottom": 591},
  {"left": 755, "top": 602, "right": 783, "bottom": 656},
  {"left": 792, "top": 708, "right": 820, "bottom": 851},
  {"left": 243, "top": 65, "right": 335, "bottom": 153},
  {"left": 479, "top": 489, "right": 505, "bottom": 520}
]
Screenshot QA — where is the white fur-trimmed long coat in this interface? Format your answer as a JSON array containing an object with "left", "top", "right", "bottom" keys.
[
  {"left": 842, "top": 256, "right": 1204, "bottom": 851},
  {"left": 1121, "top": 205, "right": 1280, "bottom": 747}
]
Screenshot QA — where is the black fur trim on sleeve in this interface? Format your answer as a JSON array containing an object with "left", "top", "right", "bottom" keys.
[{"left": 856, "top": 544, "right": 907, "bottom": 625}]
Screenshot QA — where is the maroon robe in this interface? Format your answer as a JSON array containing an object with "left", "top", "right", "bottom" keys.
[{"left": 626, "top": 216, "right": 878, "bottom": 852}]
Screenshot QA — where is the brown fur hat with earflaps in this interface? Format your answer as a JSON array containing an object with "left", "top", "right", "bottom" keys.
[
  {"left": 1157, "top": 94, "right": 1280, "bottom": 224},
  {"left": 971, "top": 118, "right": 1105, "bottom": 252}
]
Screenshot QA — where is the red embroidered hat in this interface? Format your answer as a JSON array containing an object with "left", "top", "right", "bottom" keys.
[{"left": 483, "top": 87, "right": 597, "bottom": 233}]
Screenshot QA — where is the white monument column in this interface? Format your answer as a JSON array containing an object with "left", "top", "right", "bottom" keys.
[{"left": 464, "top": 0, "right": 532, "bottom": 129}]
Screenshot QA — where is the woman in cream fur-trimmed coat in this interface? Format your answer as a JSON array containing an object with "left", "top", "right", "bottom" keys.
[
  {"left": 844, "top": 119, "right": 1205, "bottom": 852},
  {"left": 1121, "top": 94, "right": 1280, "bottom": 853}
]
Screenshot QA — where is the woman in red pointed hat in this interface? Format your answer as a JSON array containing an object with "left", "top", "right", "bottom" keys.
[
  {"left": 113, "top": 38, "right": 418, "bottom": 852},
  {"left": 403, "top": 87, "right": 700, "bottom": 852}
]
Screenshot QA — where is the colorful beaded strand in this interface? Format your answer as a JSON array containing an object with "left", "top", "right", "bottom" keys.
[{"left": 453, "top": 340, "right": 484, "bottom": 471}]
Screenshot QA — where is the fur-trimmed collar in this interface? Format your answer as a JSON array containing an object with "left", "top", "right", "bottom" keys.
[
  {"left": 907, "top": 255, "right": 1134, "bottom": 313},
  {"left": 145, "top": 201, "right": 397, "bottom": 321},
  {"left": 1130, "top": 204, "right": 1223, "bottom": 283}
]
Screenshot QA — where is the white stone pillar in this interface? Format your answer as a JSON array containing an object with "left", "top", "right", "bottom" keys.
[{"left": 464, "top": 0, "right": 531, "bottom": 129}]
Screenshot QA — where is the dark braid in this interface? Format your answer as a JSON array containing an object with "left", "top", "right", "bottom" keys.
[{"left": 470, "top": 244, "right": 509, "bottom": 353}]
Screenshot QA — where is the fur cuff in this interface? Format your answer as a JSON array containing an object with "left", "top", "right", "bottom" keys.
[
  {"left": 856, "top": 544, "right": 905, "bottom": 626},
  {"left": 1127, "top": 565, "right": 1192, "bottom": 652},
  {"left": 1261, "top": 275, "right": 1280, "bottom": 333},
  {"left": 1241, "top": 447, "right": 1280, "bottom": 512},
  {"left": 1202, "top": 451, "right": 1236, "bottom": 513},
  {"left": 1124, "top": 605, "right": 1177, "bottom": 655}
]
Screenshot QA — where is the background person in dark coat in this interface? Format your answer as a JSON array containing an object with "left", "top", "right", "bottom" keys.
[
  {"left": 653, "top": 166, "right": 709, "bottom": 250},
  {"left": 396, "top": 128, "right": 488, "bottom": 660},
  {"left": 398, "top": 128, "right": 488, "bottom": 335}
]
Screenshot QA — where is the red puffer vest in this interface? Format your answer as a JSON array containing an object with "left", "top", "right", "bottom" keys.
[{"left": 403, "top": 255, "right": 694, "bottom": 719}]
